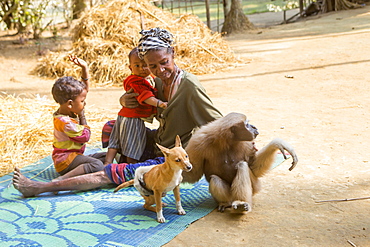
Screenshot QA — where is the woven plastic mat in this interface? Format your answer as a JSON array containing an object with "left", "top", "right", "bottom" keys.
[{"left": 0, "top": 148, "right": 289, "bottom": 246}]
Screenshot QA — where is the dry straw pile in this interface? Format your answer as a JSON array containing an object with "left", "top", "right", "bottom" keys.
[
  {"left": 33, "top": 0, "right": 240, "bottom": 87},
  {"left": 0, "top": 93, "right": 112, "bottom": 177}
]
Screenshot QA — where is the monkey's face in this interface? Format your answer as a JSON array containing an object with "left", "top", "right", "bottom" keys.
[
  {"left": 246, "top": 122, "right": 259, "bottom": 139},
  {"left": 231, "top": 121, "right": 259, "bottom": 141}
]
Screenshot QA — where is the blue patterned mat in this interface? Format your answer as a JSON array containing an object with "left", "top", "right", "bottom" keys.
[{"left": 0, "top": 148, "right": 289, "bottom": 247}]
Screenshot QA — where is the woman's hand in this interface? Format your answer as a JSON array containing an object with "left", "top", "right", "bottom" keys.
[{"left": 120, "top": 88, "right": 139, "bottom": 108}]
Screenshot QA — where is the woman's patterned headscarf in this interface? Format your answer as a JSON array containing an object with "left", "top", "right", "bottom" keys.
[{"left": 137, "top": 28, "right": 174, "bottom": 59}]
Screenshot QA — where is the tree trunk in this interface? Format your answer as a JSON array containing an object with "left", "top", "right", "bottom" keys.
[
  {"left": 72, "top": 0, "right": 87, "bottom": 19},
  {"left": 223, "top": 0, "right": 231, "bottom": 19},
  {"left": 221, "top": 0, "right": 254, "bottom": 35},
  {"left": 321, "top": 0, "right": 362, "bottom": 13}
]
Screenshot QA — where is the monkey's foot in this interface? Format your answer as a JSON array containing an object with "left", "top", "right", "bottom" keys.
[
  {"left": 12, "top": 167, "right": 43, "bottom": 197},
  {"left": 231, "top": 201, "right": 252, "bottom": 213},
  {"left": 217, "top": 203, "right": 232, "bottom": 212}
]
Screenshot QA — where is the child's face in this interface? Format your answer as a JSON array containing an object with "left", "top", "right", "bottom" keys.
[
  {"left": 129, "top": 53, "right": 151, "bottom": 77},
  {"left": 70, "top": 89, "right": 87, "bottom": 115}
]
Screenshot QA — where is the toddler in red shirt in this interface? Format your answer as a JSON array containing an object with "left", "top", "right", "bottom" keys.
[{"left": 104, "top": 48, "right": 167, "bottom": 164}]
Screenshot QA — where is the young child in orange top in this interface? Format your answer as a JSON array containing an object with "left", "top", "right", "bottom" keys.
[
  {"left": 104, "top": 48, "right": 167, "bottom": 165},
  {"left": 51, "top": 55, "right": 106, "bottom": 181}
]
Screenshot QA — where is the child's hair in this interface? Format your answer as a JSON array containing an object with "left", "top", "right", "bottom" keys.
[
  {"left": 128, "top": 47, "right": 140, "bottom": 63},
  {"left": 52, "top": 76, "right": 86, "bottom": 104}
]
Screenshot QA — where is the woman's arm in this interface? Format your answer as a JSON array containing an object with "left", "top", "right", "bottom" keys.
[{"left": 119, "top": 88, "right": 140, "bottom": 108}]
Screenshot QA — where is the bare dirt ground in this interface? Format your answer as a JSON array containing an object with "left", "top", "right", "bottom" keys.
[{"left": 1, "top": 6, "right": 370, "bottom": 246}]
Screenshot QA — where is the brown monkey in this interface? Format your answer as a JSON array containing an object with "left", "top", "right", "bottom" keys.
[{"left": 182, "top": 112, "right": 298, "bottom": 213}]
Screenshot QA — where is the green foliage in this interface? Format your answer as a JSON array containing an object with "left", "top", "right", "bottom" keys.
[
  {"left": 0, "top": 0, "right": 19, "bottom": 29},
  {"left": 27, "top": 0, "right": 53, "bottom": 39},
  {"left": 161, "top": 0, "right": 299, "bottom": 22},
  {"left": 267, "top": 0, "right": 299, "bottom": 12},
  {"left": 0, "top": 0, "right": 60, "bottom": 39}
]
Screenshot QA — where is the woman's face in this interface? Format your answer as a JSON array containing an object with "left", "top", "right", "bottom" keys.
[{"left": 144, "top": 48, "right": 175, "bottom": 81}]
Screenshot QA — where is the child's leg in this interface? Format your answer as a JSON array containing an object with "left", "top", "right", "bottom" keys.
[
  {"left": 126, "top": 157, "right": 138, "bottom": 164},
  {"left": 139, "top": 128, "right": 157, "bottom": 161},
  {"left": 123, "top": 125, "right": 157, "bottom": 164},
  {"left": 123, "top": 157, "right": 165, "bottom": 181},
  {"left": 120, "top": 118, "right": 147, "bottom": 161},
  {"left": 101, "top": 120, "right": 116, "bottom": 148},
  {"left": 105, "top": 148, "right": 118, "bottom": 165},
  {"left": 105, "top": 157, "right": 165, "bottom": 185},
  {"left": 12, "top": 156, "right": 165, "bottom": 198},
  {"left": 13, "top": 168, "right": 112, "bottom": 197},
  {"left": 105, "top": 116, "right": 123, "bottom": 164},
  {"left": 52, "top": 166, "right": 85, "bottom": 182},
  {"left": 54, "top": 154, "right": 105, "bottom": 181},
  {"left": 90, "top": 152, "right": 106, "bottom": 162}
]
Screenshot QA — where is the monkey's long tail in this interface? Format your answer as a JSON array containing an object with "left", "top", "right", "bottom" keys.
[{"left": 113, "top": 180, "right": 134, "bottom": 193}]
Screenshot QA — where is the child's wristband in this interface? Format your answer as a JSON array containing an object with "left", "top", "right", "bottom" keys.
[{"left": 81, "top": 77, "right": 89, "bottom": 81}]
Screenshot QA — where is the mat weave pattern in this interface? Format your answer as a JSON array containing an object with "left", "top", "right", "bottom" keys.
[{"left": 0, "top": 148, "right": 288, "bottom": 246}]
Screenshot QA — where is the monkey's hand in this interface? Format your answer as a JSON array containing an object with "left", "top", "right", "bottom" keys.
[{"left": 273, "top": 138, "right": 298, "bottom": 171}]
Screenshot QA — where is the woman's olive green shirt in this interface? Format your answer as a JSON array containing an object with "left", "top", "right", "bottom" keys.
[{"left": 155, "top": 71, "right": 223, "bottom": 150}]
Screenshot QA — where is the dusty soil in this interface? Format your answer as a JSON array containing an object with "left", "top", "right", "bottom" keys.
[{"left": 1, "top": 6, "right": 370, "bottom": 246}]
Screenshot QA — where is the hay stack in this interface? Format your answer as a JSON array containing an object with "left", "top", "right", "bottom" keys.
[
  {"left": 33, "top": 0, "right": 240, "bottom": 87},
  {"left": 0, "top": 93, "right": 113, "bottom": 177}
]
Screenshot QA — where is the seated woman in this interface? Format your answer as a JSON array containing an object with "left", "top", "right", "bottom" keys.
[{"left": 13, "top": 28, "right": 223, "bottom": 197}]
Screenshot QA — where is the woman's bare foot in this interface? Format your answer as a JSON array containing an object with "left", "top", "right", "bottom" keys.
[{"left": 12, "top": 167, "right": 44, "bottom": 197}]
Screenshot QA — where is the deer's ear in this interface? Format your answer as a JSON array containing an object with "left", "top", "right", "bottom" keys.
[
  {"left": 156, "top": 143, "right": 170, "bottom": 156},
  {"left": 174, "top": 135, "right": 182, "bottom": 148}
]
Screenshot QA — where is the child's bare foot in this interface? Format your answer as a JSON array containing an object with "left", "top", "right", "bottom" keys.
[{"left": 12, "top": 167, "right": 44, "bottom": 197}]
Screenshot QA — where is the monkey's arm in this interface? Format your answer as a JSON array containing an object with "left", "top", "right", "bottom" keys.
[
  {"left": 182, "top": 156, "right": 205, "bottom": 184},
  {"left": 249, "top": 138, "right": 298, "bottom": 178}
]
